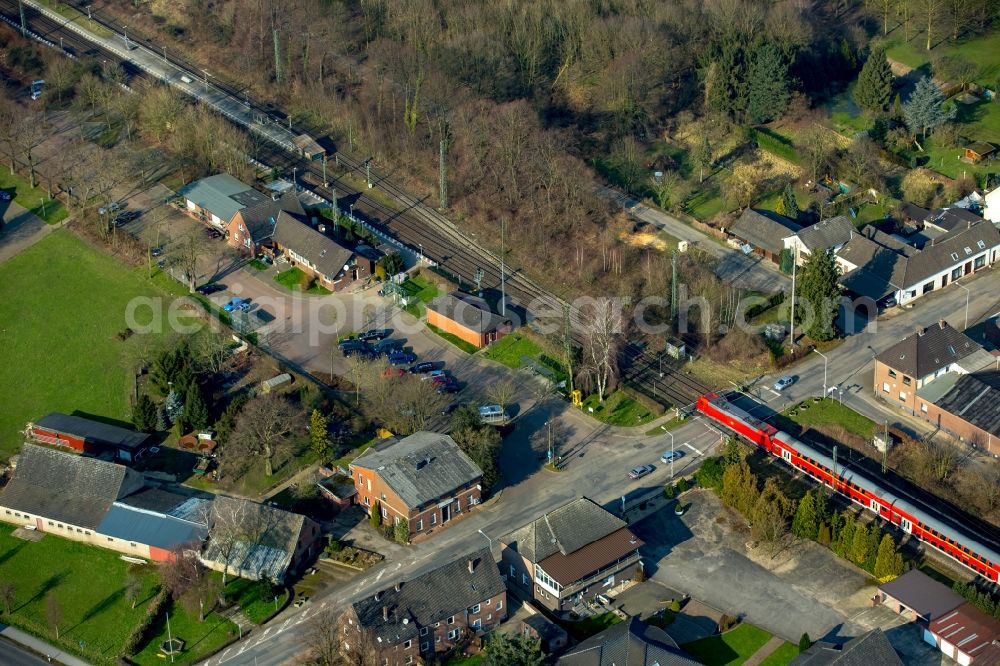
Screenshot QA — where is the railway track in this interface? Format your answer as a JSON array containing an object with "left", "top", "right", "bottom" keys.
[{"left": 3, "top": 0, "right": 711, "bottom": 408}]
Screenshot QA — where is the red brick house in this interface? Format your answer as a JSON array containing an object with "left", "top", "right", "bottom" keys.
[
  {"left": 349, "top": 432, "right": 483, "bottom": 540},
  {"left": 500, "top": 497, "right": 644, "bottom": 614},
  {"left": 426, "top": 291, "right": 513, "bottom": 349},
  {"left": 27, "top": 412, "right": 151, "bottom": 463},
  {"left": 271, "top": 214, "right": 372, "bottom": 291},
  {"left": 343, "top": 548, "right": 506, "bottom": 665},
  {"left": 226, "top": 191, "right": 307, "bottom": 256}
]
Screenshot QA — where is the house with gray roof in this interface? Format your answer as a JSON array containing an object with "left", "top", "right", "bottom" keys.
[
  {"left": 839, "top": 220, "right": 1000, "bottom": 306},
  {"left": 500, "top": 497, "right": 644, "bottom": 613},
  {"left": 558, "top": 616, "right": 700, "bottom": 666},
  {"left": 878, "top": 569, "right": 963, "bottom": 624},
  {"left": 791, "top": 628, "right": 902, "bottom": 666},
  {"left": 201, "top": 495, "right": 320, "bottom": 583},
  {"left": 346, "top": 548, "right": 506, "bottom": 665},
  {"left": 177, "top": 173, "right": 270, "bottom": 229},
  {"left": 426, "top": 291, "right": 513, "bottom": 349},
  {"left": 272, "top": 214, "right": 371, "bottom": 291},
  {"left": 350, "top": 432, "right": 483, "bottom": 540},
  {"left": 784, "top": 215, "right": 856, "bottom": 262},
  {"left": 728, "top": 208, "right": 801, "bottom": 263},
  {"left": 28, "top": 412, "right": 151, "bottom": 462}
]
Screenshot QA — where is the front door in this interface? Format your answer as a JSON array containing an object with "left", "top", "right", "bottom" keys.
[
  {"left": 965, "top": 261, "right": 973, "bottom": 275},
  {"left": 441, "top": 504, "right": 450, "bottom": 523}
]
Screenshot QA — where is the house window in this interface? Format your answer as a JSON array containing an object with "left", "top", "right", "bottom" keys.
[
  {"left": 472, "top": 619, "right": 481, "bottom": 629},
  {"left": 107, "top": 537, "right": 114, "bottom": 542},
  {"left": 381, "top": 493, "right": 386, "bottom": 501},
  {"left": 47, "top": 520, "right": 53, "bottom": 526},
  {"left": 975, "top": 255, "right": 986, "bottom": 269},
  {"left": 952, "top": 267, "right": 963, "bottom": 280},
  {"left": 899, "top": 391, "right": 907, "bottom": 401},
  {"left": 447, "top": 629, "right": 459, "bottom": 640},
  {"left": 448, "top": 616, "right": 455, "bottom": 625},
  {"left": 364, "top": 496, "right": 370, "bottom": 506},
  {"left": 4, "top": 510, "right": 8, "bottom": 515},
  {"left": 421, "top": 643, "right": 429, "bottom": 652},
  {"left": 470, "top": 604, "right": 480, "bottom": 614},
  {"left": 406, "top": 658, "right": 413, "bottom": 666},
  {"left": 882, "top": 382, "right": 890, "bottom": 393},
  {"left": 978, "top": 240, "right": 987, "bottom": 250},
  {"left": 381, "top": 507, "right": 388, "bottom": 518},
  {"left": 951, "top": 252, "right": 960, "bottom": 261},
  {"left": 76, "top": 528, "right": 82, "bottom": 533},
  {"left": 57, "top": 523, "right": 62, "bottom": 528},
  {"left": 888, "top": 370, "right": 896, "bottom": 378},
  {"left": 965, "top": 247, "right": 973, "bottom": 255},
  {"left": 487, "top": 614, "right": 493, "bottom": 621},
  {"left": 903, "top": 376, "right": 911, "bottom": 386},
  {"left": 357, "top": 472, "right": 364, "bottom": 484},
  {"left": 510, "top": 564, "right": 516, "bottom": 578},
  {"left": 436, "top": 636, "right": 441, "bottom": 644},
  {"left": 85, "top": 531, "right": 91, "bottom": 536},
  {"left": 416, "top": 519, "right": 423, "bottom": 531},
  {"left": 496, "top": 600, "right": 503, "bottom": 611},
  {"left": 404, "top": 640, "right": 411, "bottom": 649},
  {"left": 420, "top": 627, "right": 428, "bottom": 636},
  {"left": 522, "top": 573, "right": 530, "bottom": 586},
  {"left": 602, "top": 575, "right": 615, "bottom": 587},
  {"left": 921, "top": 404, "right": 928, "bottom": 413},
  {"left": 430, "top": 513, "right": 437, "bottom": 526}
]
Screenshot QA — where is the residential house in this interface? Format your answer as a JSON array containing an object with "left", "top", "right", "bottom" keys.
[
  {"left": 200, "top": 495, "right": 320, "bottom": 583},
  {"left": 728, "top": 208, "right": 801, "bottom": 263},
  {"left": 349, "top": 432, "right": 483, "bottom": 539},
  {"left": 316, "top": 474, "right": 357, "bottom": 510},
  {"left": 27, "top": 412, "right": 151, "bottom": 462},
  {"left": 877, "top": 569, "right": 964, "bottom": 626},
  {"left": 226, "top": 191, "right": 307, "bottom": 256},
  {"left": 520, "top": 609, "right": 569, "bottom": 654},
  {"left": 783, "top": 215, "right": 856, "bottom": 263},
  {"left": 500, "top": 497, "right": 644, "bottom": 613},
  {"left": 177, "top": 173, "right": 270, "bottom": 230},
  {"left": 344, "top": 548, "right": 506, "bottom": 665},
  {"left": 874, "top": 321, "right": 998, "bottom": 444},
  {"left": 927, "top": 602, "right": 1000, "bottom": 665},
  {"left": 839, "top": 220, "right": 1000, "bottom": 306},
  {"left": 0, "top": 443, "right": 144, "bottom": 549},
  {"left": 918, "top": 370, "right": 1000, "bottom": 453},
  {"left": 557, "top": 616, "right": 700, "bottom": 666},
  {"left": 426, "top": 291, "right": 513, "bottom": 349},
  {"left": 791, "top": 628, "right": 903, "bottom": 665},
  {"left": 271, "top": 214, "right": 372, "bottom": 291},
  {"left": 986, "top": 185, "right": 1000, "bottom": 224},
  {"left": 924, "top": 207, "right": 984, "bottom": 234}
]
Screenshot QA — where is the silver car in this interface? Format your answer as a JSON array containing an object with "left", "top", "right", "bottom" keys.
[{"left": 773, "top": 376, "right": 795, "bottom": 392}]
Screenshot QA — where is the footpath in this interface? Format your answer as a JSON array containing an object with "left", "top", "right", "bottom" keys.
[{"left": 0, "top": 624, "right": 91, "bottom": 666}]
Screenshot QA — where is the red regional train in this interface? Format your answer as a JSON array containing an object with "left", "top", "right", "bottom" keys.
[{"left": 696, "top": 391, "right": 1000, "bottom": 582}]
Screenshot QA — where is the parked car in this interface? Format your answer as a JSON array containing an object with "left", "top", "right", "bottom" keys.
[
  {"left": 441, "top": 401, "right": 464, "bottom": 415},
  {"left": 0, "top": 190, "right": 11, "bottom": 201},
  {"left": 423, "top": 370, "right": 447, "bottom": 381},
  {"left": 97, "top": 202, "right": 122, "bottom": 216},
  {"left": 343, "top": 346, "right": 375, "bottom": 360},
  {"left": 382, "top": 367, "right": 406, "bottom": 379},
  {"left": 772, "top": 376, "right": 795, "bottom": 392},
  {"left": 628, "top": 464, "right": 655, "bottom": 480},
  {"left": 373, "top": 339, "right": 404, "bottom": 355},
  {"left": 660, "top": 450, "right": 685, "bottom": 464},
  {"left": 204, "top": 228, "right": 222, "bottom": 239},
  {"left": 151, "top": 246, "right": 164, "bottom": 257},
  {"left": 409, "top": 361, "right": 436, "bottom": 374},
  {"left": 114, "top": 210, "right": 141, "bottom": 224},
  {"left": 388, "top": 351, "right": 417, "bottom": 366},
  {"left": 358, "top": 328, "right": 391, "bottom": 342},
  {"left": 437, "top": 380, "right": 460, "bottom": 394},
  {"left": 196, "top": 283, "right": 225, "bottom": 295},
  {"left": 223, "top": 297, "right": 248, "bottom": 312}
]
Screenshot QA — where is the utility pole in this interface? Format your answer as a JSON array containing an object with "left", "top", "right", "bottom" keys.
[
  {"left": 365, "top": 159, "right": 372, "bottom": 188},
  {"left": 322, "top": 155, "right": 328, "bottom": 187},
  {"left": 439, "top": 137, "right": 449, "bottom": 210},
  {"left": 122, "top": 25, "right": 130, "bottom": 50},
  {"left": 563, "top": 303, "right": 575, "bottom": 395},
  {"left": 882, "top": 421, "right": 889, "bottom": 474},
  {"left": 670, "top": 250, "right": 678, "bottom": 331},
  {"left": 500, "top": 218, "right": 507, "bottom": 316},
  {"left": 272, "top": 27, "right": 282, "bottom": 83},
  {"left": 18, "top": 0, "right": 27, "bottom": 37}
]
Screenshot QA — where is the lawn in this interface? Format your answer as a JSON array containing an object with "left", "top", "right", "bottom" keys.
[
  {"left": 759, "top": 642, "right": 800, "bottom": 666},
  {"left": 581, "top": 390, "right": 659, "bottom": 427},
  {"left": 224, "top": 577, "right": 284, "bottom": 624},
  {"left": 645, "top": 415, "right": 685, "bottom": 436},
  {"left": 273, "top": 267, "right": 333, "bottom": 295},
  {"left": 915, "top": 100, "right": 1000, "bottom": 181},
  {"left": 0, "top": 169, "right": 68, "bottom": 225},
  {"left": 785, "top": 398, "right": 877, "bottom": 441},
  {"left": 886, "top": 31, "right": 1000, "bottom": 87},
  {"left": 400, "top": 274, "right": 439, "bottom": 317},
  {"left": 827, "top": 84, "right": 871, "bottom": 137},
  {"left": 247, "top": 258, "right": 270, "bottom": 271},
  {"left": 481, "top": 332, "right": 542, "bottom": 368},
  {"left": 688, "top": 184, "right": 726, "bottom": 221},
  {"left": 0, "top": 524, "right": 161, "bottom": 665},
  {"left": 681, "top": 623, "right": 774, "bottom": 666},
  {"left": 0, "top": 230, "right": 188, "bottom": 461},
  {"left": 131, "top": 601, "right": 238, "bottom": 666},
  {"left": 444, "top": 656, "right": 484, "bottom": 666},
  {"left": 563, "top": 612, "right": 623, "bottom": 641},
  {"left": 427, "top": 322, "right": 478, "bottom": 354}
]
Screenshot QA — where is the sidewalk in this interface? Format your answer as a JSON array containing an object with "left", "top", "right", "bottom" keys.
[
  {"left": 0, "top": 625, "right": 90, "bottom": 666},
  {"left": 743, "top": 635, "right": 788, "bottom": 666},
  {"left": 0, "top": 201, "right": 57, "bottom": 264}
]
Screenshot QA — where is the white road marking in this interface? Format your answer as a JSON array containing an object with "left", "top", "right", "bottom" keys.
[{"left": 683, "top": 441, "right": 704, "bottom": 455}]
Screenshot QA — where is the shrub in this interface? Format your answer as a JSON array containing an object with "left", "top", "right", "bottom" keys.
[
  {"left": 370, "top": 501, "right": 382, "bottom": 528},
  {"left": 664, "top": 484, "right": 676, "bottom": 499},
  {"left": 326, "top": 539, "right": 343, "bottom": 554},
  {"left": 799, "top": 632, "right": 812, "bottom": 653},
  {"left": 676, "top": 478, "right": 688, "bottom": 493},
  {"left": 670, "top": 599, "right": 682, "bottom": 613},
  {"left": 718, "top": 614, "right": 739, "bottom": 632}
]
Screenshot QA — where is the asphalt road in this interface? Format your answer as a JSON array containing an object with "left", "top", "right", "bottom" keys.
[{"left": 0, "top": 636, "right": 56, "bottom": 666}]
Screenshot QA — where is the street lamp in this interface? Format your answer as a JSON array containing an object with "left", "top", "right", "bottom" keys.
[
  {"left": 122, "top": 25, "right": 130, "bottom": 50},
  {"left": 812, "top": 348, "right": 828, "bottom": 398},
  {"left": 292, "top": 167, "right": 297, "bottom": 189},
  {"left": 954, "top": 281, "right": 970, "bottom": 331},
  {"left": 477, "top": 529, "right": 493, "bottom": 550},
  {"left": 161, "top": 45, "right": 167, "bottom": 64},
  {"left": 419, "top": 243, "right": 424, "bottom": 262}
]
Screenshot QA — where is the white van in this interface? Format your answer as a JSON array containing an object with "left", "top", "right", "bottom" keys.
[{"left": 180, "top": 74, "right": 193, "bottom": 84}]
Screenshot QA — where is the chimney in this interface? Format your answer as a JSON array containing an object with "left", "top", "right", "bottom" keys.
[
  {"left": 940, "top": 319, "right": 947, "bottom": 329},
  {"left": 917, "top": 326, "right": 924, "bottom": 336},
  {"left": 969, "top": 220, "right": 973, "bottom": 229},
  {"left": 383, "top": 605, "right": 389, "bottom": 621},
  {"left": 394, "top": 582, "right": 402, "bottom": 592},
  {"left": 468, "top": 559, "right": 475, "bottom": 574}
]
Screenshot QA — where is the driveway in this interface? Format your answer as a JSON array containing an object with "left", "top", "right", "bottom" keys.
[{"left": 0, "top": 200, "right": 54, "bottom": 264}]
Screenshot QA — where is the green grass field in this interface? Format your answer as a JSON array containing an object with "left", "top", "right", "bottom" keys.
[
  {"left": 786, "top": 398, "right": 877, "bottom": 440},
  {"left": 481, "top": 332, "right": 542, "bottom": 368},
  {"left": 0, "top": 524, "right": 160, "bottom": 664},
  {"left": 400, "top": 274, "right": 440, "bottom": 317},
  {"left": 0, "top": 169, "right": 68, "bottom": 225},
  {"left": 758, "top": 642, "right": 800, "bottom": 666},
  {"left": 563, "top": 612, "right": 623, "bottom": 641},
  {"left": 581, "top": 390, "right": 659, "bottom": 427},
  {"left": 131, "top": 600, "right": 238, "bottom": 666},
  {"left": 273, "top": 267, "right": 332, "bottom": 295},
  {"left": 0, "top": 230, "right": 186, "bottom": 461},
  {"left": 886, "top": 31, "right": 1000, "bottom": 87},
  {"left": 681, "top": 623, "right": 774, "bottom": 666},
  {"left": 224, "top": 578, "right": 284, "bottom": 624},
  {"left": 828, "top": 84, "right": 872, "bottom": 137}
]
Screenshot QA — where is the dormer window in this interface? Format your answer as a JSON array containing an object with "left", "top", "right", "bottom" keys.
[
  {"left": 978, "top": 240, "right": 986, "bottom": 250},
  {"left": 965, "top": 247, "right": 973, "bottom": 255},
  {"left": 951, "top": 253, "right": 959, "bottom": 261}
]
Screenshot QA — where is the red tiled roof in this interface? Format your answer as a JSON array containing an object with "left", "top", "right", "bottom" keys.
[{"left": 538, "top": 527, "right": 642, "bottom": 586}]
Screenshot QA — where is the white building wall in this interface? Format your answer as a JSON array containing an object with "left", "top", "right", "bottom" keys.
[{"left": 985, "top": 188, "right": 1000, "bottom": 224}]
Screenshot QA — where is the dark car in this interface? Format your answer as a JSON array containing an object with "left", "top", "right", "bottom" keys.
[
  {"left": 388, "top": 351, "right": 417, "bottom": 366},
  {"left": 0, "top": 190, "right": 12, "bottom": 201},
  {"left": 151, "top": 246, "right": 164, "bottom": 257},
  {"left": 205, "top": 228, "right": 222, "bottom": 239},
  {"left": 338, "top": 338, "right": 370, "bottom": 351},
  {"left": 358, "top": 328, "right": 391, "bottom": 342},
  {"left": 196, "top": 283, "right": 225, "bottom": 295},
  {"left": 114, "top": 210, "right": 142, "bottom": 224},
  {"left": 437, "top": 380, "right": 460, "bottom": 394},
  {"left": 343, "top": 346, "right": 374, "bottom": 359},
  {"left": 441, "top": 401, "right": 463, "bottom": 415},
  {"left": 373, "top": 339, "right": 404, "bottom": 355},
  {"left": 409, "top": 361, "right": 436, "bottom": 374}
]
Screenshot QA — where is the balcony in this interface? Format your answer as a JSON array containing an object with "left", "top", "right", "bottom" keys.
[{"left": 544, "top": 550, "right": 642, "bottom": 600}]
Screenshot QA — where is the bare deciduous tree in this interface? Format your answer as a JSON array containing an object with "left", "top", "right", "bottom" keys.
[
  {"left": 228, "top": 394, "right": 304, "bottom": 477},
  {"left": 125, "top": 569, "right": 143, "bottom": 610},
  {"left": 579, "top": 298, "right": 623, "bottom": 402},
  {"left": 45, "top": 593, "right": 62, "bottom": 639},
  {"left": 486, "top": 377, "right": 517, "bottom": 410},
  {"left": 0, "top": 581, "right": 15, "bottom": 615},
  {"left": 307, "top": 609, "right": 380, "bottom": 666}
]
